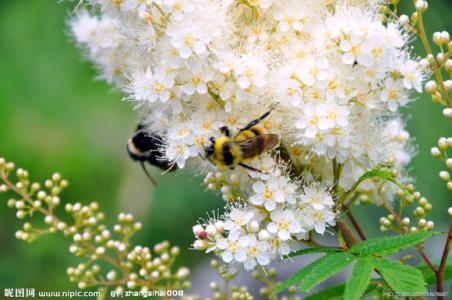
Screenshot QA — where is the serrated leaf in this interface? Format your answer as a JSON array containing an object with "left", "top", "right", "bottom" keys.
[
  {"left": 286, "top": 247, "right": 342, "bottom": 258},
  {"left": 273, "top": 253, "right": 333, "bottom": 295},
  {"left": 371, "top": 258, "right": 427, "bottom": 293},
  {"left": 298, "top": 252, "right": 355, "bottom": 292},
  {"left": 344, "top": 258, "right": 373, "bottom": 300},
  {"left": 350, "top": 231, "right": 434, "bottom": 257},
  {"left": 358, "top": 166, "right": 395, "bottom": 182},
  {"left": 417, "top": 257, "right": 452, "bottom": 284},
  {"left": 304, "top": 284, "right": 345, "bottom": 300}
]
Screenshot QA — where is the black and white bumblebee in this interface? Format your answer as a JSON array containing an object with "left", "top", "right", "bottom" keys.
[{"left": 127, "top": 124, "right": 176, "bottom": 185}]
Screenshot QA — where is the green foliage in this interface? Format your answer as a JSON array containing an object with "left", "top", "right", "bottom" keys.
[
  {"left": 344, "top": 258, "right": 373, "bottom": 300},
  {"left": 350, "top": 231, "right": 435, "bottom": 256},
  {"left": 371, "top": 257, "right": 427, "bottom": 293},
  {"left": 274, "top": 253, "right": 355, "bottom": 295},
  {"left": 286, "top": 246, "right": 342, "bottom": 258},
  {"left": 303, "top": 284, "right": 345, "bottom": 300},
  {"left": 298, "top": 253, "right": 355, "bottom": 292},
  {"left": 276, "top": 232, "right": 434, "bottom": 297},
  {"left": 357, "top": 166, "right": 396, "bottom": 183}
]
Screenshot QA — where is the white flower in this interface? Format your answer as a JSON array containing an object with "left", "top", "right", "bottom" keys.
[
  {"left": 233, "top": 55, "right": 268, "bottom": 89},
  {"left": 340, "top": 33, "right": 367, "bottom": 66},
  {"left": 249, "top": 178, "right": 286, "bottom": 211},
  {"left": 273, "top": 2, "right": 306, "bottom": 32},
  {"left": 400, "top": 60, "right": 423, "bottom": 92},
  {"left": 217, "top": 230, "right": 248, "bottom": 263},
  {"left": 267, "top": 210, "right": 302, "bottom": 241},
  {"left": 168, "top": 22, "right": 210, "bottom": 59},
  {"left": 302, "top": 207, "right": 336, "bottom": 235},
  {"left": 380, "top": 78, "right": 409, "bottom": 112},
  {"left": 300, "top": 186, "right": 334, "bottom": 211},
  {"left": 295, "top": 56, "right": 329, "bottom": 86},
  {"left": 130, "top": 68, "right": 174, "bottom": 103},
  {"left": 224, "top": 207, "right": 255, "bottom": 231},
  {"left": 242, "top": 235, "right": 270, "bottom": 270}
]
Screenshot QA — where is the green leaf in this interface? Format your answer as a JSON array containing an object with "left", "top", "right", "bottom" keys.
[
  {"left": 304, "top": 284, "right": 345, "bottom": 300},
  {"left": 350, "top": 231, "right": 434, "bottom": 257},
  {"left": 371, "top": 258, "right": 427, "bottom": 293},
  {"left": 417, "top": 257, "right": 452, "bottom": 284},
  {"left": 286, "top": 247, "right": 342, "bottom": 258},
  {"left": 344, "top": 258, "right": 373, "bottom": 300},
  {"left": 357, "top": 166, "right": 395, "bottom": 182},
  {"left": 298, "top": 252, "right": 355, "bottom": 292},
  {"left": 273, "top": 253, "right": 333, "bottom": 295}
]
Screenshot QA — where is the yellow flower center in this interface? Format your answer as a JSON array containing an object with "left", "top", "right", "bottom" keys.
[
  {"left": 277, "top": 220, "right": 289, "bottom": 231},
  {"left": 263, "top": 120, "right": 272, "bottom": 130},
  {"left": 389, "top": 90, "right": 399, "bottom": 101},
  {"left": 313, "top": 211, "right": 323, "bottom": 221},
  {"left": 153, "top": 82, "right": 164, "bottom": 93},
  {"left": 228, "top": 241, "right": 239, "bottom": 253},
  {"left": 351, "top": 44, "right": 360, "bottom": 56},
  {"left": 176, "top": 145, "right": 184, "bottom": 155},
  {"left": 372, "top": 47, "right": 383, "bottom": 58},
  {"left": 192, "top": 75, "right": 202, "bottom": 85},
  {"left": 245, "top": 69, "right": 254, "bottom": 78},
  {"left": 263, "top": 188, "right": 273, "bottom": 200},
  {"left": 248, "top": 246, "right": 259, "bottom": 257},
  {"left": 310, "top": 116, "right": 319, "bottom": 126},
  {"left": 183, "top": 34, "right": 196, "bottom": 47}
]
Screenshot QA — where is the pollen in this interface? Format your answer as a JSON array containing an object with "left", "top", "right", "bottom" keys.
[
  {"left": 263, "top": 188, "right": 273, "bottom": 200},
  {"left": 192, "top": 75, "right": 202, "bottom": 85},
  {"left": 328, "top": 80, "right": 337, "bottom": 90},
  {"left": 249, "top": 246, "right": 259, "bottom": 257},
  {"left": 176, "top": 145, "right": 184, "bottom": 155},
  {"left": 245, "top": 69, "right": 254, "bottom": 78},
  {"left": 310, "top": 115, "right": 319, "bottom": 126},
  {"left": 351, "top": 44, "right": 360, "bottom": 56},
  {"left": 228, "top": 241, "right": 239, "bottom": 253},
  {"left": 372, "top": 47, "right": 383, "bottom": 58},
  {"left": 389, "top": 90, "right": 399, "bottom": 101},
  {"left": 183, "top": 34, "right": 196, "bottom": 47},
  {"left": 263, "top": 120, "right": 272, "bottom": 130},
  {"left": 277, "top": 220, "right": 289, "bottom": 231},
  {"left": 153, "top": 82, "right": 165, "bottom": 93}
]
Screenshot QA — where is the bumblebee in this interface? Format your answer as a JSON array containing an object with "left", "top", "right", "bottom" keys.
[
  {"left": 204, "top": 110, "right": 279, "bottom": 172},
  {"left": 127, "top": 124, "right": 176, "bottom": 185}
]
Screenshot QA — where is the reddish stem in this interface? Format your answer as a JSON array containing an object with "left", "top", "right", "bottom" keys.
[
  {"left": 346, "top": 210, "right": 367, "bottom": 240},
  {"left": 436, "top": 221, "right": 452, "bottom": 299}
]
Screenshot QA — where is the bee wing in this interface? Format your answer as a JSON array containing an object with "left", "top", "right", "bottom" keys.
[{"left": 237, "top": 134, "right": 279, "bottom": 159}]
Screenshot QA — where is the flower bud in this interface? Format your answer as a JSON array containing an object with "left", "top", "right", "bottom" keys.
[
  {"left": 399, "top": 15, "right": 409, "bottom": 26},
  {"left": 433, "top": 32, "right": 442, "bottom": 45},
  {"left": 193, "top": 240, "right": 208, "bottom": 250},
  {"left": 425, "top": 81, "right": 437, "bottom": 94},
  {"left": 443, "top": 108, "right": 452, "bottom": 118},
  {"left": 438, "top": 137, "right": 448, "bottom": 150},
  {"left": 440, "top": 171, "right": 450, "bottom": 181}
]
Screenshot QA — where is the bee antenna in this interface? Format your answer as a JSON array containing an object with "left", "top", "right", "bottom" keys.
[{"left": 140, "top": 162, "right": 157, "bottom": 186}]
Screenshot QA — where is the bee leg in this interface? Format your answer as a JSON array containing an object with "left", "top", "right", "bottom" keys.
[
  {"left": 140, "top": 162, "right": 157, "bottom": 186},
  {"left": 240, "top": 109, "right": 273, "bottom": 132},
  {"left": 219, "top": 126, "right": 231, "bottom": 137},
  {"left": 239, "top": 163, "right": 262, "bottom": 173}
]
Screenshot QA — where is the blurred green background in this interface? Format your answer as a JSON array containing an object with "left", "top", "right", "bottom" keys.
[{"left": 0, "top": 0, "right": 450, "bottom": 295}]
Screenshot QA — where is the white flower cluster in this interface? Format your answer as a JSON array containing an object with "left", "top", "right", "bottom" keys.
[{"left": 71, "top": 0, "right": 424, "bottom": 270}]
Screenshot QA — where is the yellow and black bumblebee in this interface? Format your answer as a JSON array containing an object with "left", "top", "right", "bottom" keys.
[
  {"left": 204, "top": 109, "right": 279, "bottom": 172},
  {"left": 127, "top": 124, "right": 176, "bottom": 185}
]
